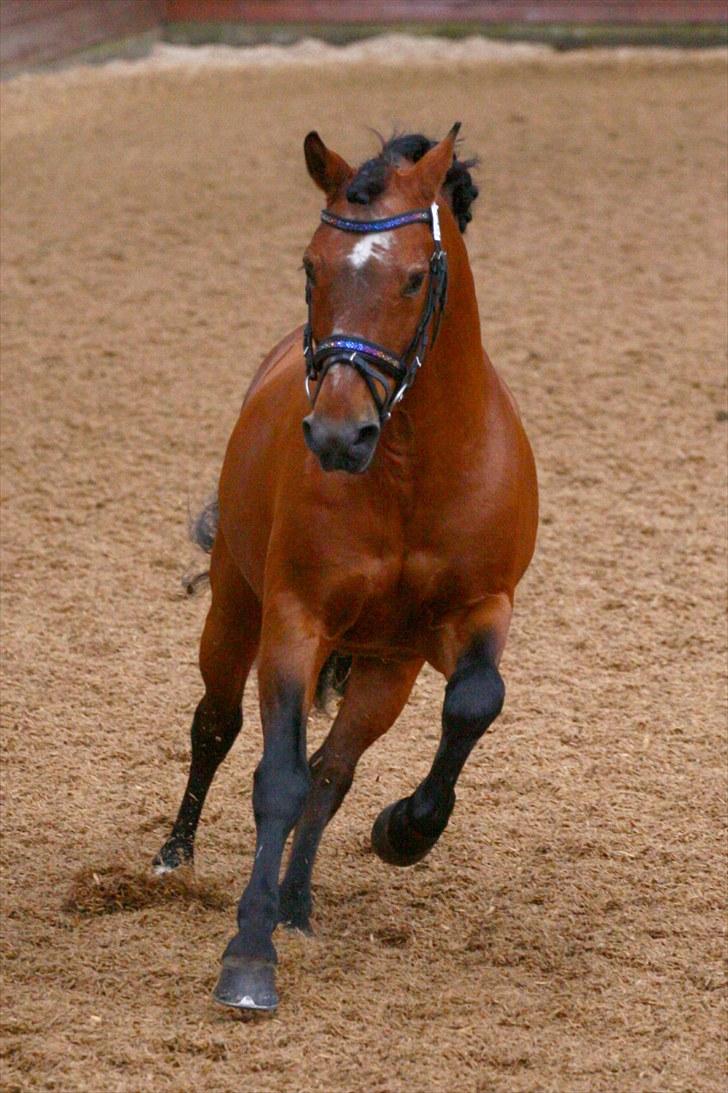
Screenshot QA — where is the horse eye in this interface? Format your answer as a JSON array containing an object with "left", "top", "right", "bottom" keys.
[{"left": 403, "top": 271, "right": 426, "bottom": 297}]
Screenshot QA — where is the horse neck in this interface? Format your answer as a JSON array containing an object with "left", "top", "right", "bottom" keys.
[{"left": 393, "top": 233, "right": 488, "bottom": 460}]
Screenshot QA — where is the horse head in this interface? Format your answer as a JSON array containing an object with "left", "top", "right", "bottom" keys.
[{"left": 301, "top": 124, "right": 465, "bottom": 473}]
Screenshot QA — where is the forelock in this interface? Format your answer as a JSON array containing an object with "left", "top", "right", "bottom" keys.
[{"left": 344, "top": 131, "right": 479, "bottom": 233}]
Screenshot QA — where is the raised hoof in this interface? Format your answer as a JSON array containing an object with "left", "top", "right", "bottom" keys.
[
  {"left": 371, "top": 800, "right": 444, "bottom": 867},
  {"left": 213, "top": 958, "right": 278, "bottom": 1013},
  {"left": 152, "top": 835, "right": 193, "bottom": 876}
]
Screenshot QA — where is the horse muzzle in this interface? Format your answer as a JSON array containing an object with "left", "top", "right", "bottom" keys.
[{"left": 302, "top": 413, "right": 380, "bottom": 474}]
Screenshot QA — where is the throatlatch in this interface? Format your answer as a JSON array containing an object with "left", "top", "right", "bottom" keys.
[{"left": 302, "top": 203, "right": 448, "bottom": 423}]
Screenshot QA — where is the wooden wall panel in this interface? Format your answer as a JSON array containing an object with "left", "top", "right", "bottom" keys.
[
  {"left": 0, "top": 0, "right": 163, "bottom": 70},
  {"left": 1, "top": 1, "right": 79, "bottom": 29},
  {"left": 164, "top": 1, "right": 728, "bottom": 26},
  {"left": 1, "top": 0, "right": 724, "bottom": 76}
]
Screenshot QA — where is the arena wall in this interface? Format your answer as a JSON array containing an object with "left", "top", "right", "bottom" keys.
[{"left": 1, "top": 0, "right": 725, "bottom": 77}]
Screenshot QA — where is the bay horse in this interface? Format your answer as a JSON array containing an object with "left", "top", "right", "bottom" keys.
[{"left": 154, "top": 124, "right": 538, "bottom": 1012}]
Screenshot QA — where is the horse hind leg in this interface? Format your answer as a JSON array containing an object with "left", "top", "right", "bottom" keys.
[
  {"left": 278, "top": 655, "right": 423, "bottom": 932},
  {"left": 153, "top": 535, "right": 261, "bottom": 874},
  {"left": 372, "top": 603, "right": 510, "bottom": 867}
]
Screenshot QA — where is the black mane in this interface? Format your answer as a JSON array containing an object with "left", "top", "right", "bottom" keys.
[{"left": 346, "top": 132, "right": 479, "bottom": 233}]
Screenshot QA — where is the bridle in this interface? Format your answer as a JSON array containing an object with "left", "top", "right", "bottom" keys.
[{"left": 302, "top": 202, "right": 448, "bottom": 424}]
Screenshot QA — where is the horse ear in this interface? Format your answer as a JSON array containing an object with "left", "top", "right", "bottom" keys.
[
  {"left": 304, "top": 131, "right": 353, "bottom": 199},
  {"left": 404, "top": 122, "right": 461, "bottom": 201}
]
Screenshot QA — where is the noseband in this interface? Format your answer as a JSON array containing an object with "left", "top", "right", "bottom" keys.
[{"left": 303, "top": 203, "right": 448, "bottom": 424}]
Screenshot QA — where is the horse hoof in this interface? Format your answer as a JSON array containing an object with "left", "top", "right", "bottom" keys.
[
  {"left": 371, "top": 800, "right": 442, "bottom": 867},
  {"left": 213, "top": 958, "right": 278, "bottom": 1012},
  {"left": 152, "top": 835, "right": 193, "bottom": 875}
]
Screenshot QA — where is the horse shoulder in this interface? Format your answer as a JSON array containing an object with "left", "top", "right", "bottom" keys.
[
  {"left": 401, "top": 356, "right": 536, "bottom": 603},
  {"left": 218, "top": 330, "right": 307, "bottom": 593},
  {"left": 487, "top": 354, "right": 523, "bottom": 424}
]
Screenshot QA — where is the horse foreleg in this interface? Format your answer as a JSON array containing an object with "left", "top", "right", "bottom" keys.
[
  {"left": 372, "top": 597, "right": 511, "bottom": 867},
  {"left": 154, "top": 536, "right": 260, "bottom": 874},
  {"left": 279, "top": 655, "right": 423, "bottom": 932},
  {"left": 213, "top": 598, "right": 326, "bottom": 1012}
]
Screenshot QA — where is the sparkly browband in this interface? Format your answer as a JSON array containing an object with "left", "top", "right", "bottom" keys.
[{"left": 320, "top": 208, "right": 434, "bottom": 234}]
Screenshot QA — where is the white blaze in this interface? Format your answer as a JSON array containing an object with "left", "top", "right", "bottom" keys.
[{"left": 348, "top": 232, "right": 393, "bottom": 270}]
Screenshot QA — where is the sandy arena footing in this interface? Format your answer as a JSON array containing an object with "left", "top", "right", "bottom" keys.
[{"left": 1, "top": 40, "right": 726, "bottom": 1093}]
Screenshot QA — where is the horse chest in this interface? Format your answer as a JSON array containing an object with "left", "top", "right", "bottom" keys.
[
  {"left": 400, "top": 545, "right": 485, "bottom": 618},
  {"left": 326, "top": 543, "right": 485, "bottom": 655}
]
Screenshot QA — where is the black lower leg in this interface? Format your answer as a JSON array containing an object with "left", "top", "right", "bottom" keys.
[
  {"left": 278, "top": 747, "right": 353, "bottom": 930},
  {"left": 214, "top": 686, "right": 310, "bottom": 1011},
  {"left": 154, "top": 696, "right": 242, "bottom": 873},
  {"left": 372, "top": 636, "right": 505, "bottom": 866}
]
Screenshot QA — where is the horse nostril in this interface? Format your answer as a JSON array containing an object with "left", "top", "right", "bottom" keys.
[
  {"left": 355, "top": 422, "right": 380, "bottom": 448},
  {"left": 302, "top": 416, "right": 314, "bottom": 449}
]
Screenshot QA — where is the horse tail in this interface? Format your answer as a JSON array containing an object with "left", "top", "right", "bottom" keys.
[
  {"left": 182, "top": 495, "right": 350, "bottom": 706},
  {"left": 181, "top": 495, "right": 219, "bottom": 595},
  {"left": 315, "top": 652, "right": 352, "bottom": 710},
  {"left": 191, "top": 495, "right": 219, "bottom": 554}
]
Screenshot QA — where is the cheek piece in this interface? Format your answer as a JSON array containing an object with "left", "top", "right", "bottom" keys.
[{"left": 302, "top": 203, "right": 448, "bottom": 424}]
